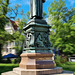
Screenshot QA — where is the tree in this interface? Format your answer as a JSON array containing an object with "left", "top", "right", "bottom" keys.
[
  {"left": 0, "top": 0, "right": 10, "bottom": 62},
  {"left": 0, "top": 0, "right": 22, "bottom": 62},
  {"left": 13, "top": 18, "right": 27, "bottom": 63},
  {"left": 48, "top": 0, "right": 75, "bottom": 55}
]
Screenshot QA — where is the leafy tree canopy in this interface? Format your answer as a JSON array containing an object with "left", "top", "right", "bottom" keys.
[
  {"left": 48, "top": 0, "right": 75, "bottom": 55},
  {"left": 0, "top": 0, "right": 23, "bottom": 62}
]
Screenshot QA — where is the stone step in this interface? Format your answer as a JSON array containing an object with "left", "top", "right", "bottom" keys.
[
  {"left": 1, "top": 70, "right": 74, "bottom": 75},
  {"left": 1, "top": 71, "right": 19, "bottom": 75},
  {"left": 13, "top": 67, "right": 63, "bottom": 75},
  {"left": 1, "top": 67, "right": 74, "bottom": 75}
]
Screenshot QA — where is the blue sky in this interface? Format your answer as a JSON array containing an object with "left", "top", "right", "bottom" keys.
[{"left": 9, "top": 0, "right": 75, "bottom": 20}]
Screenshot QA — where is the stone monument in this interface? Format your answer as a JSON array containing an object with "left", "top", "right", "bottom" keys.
[{"left": 2, "top": 0, "right": 74, "bottom": 75}]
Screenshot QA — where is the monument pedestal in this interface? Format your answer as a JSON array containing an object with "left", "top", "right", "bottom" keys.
[
  {"left": 19, "top": 53, "right": 55, "bottom": 69},
  {"left": 2, "top": 69, "right": 74, "bottom": 75},
  {"left": 18, "top": 53, "right": 63, "bottom": 75}
]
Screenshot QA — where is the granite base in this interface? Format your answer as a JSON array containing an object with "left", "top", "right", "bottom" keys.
[
  {"left": 1, "top": 67, "right": 72, "bottom": 75},
  {"left": 1, "top": 70, "right": 74, "bottom": 75}
]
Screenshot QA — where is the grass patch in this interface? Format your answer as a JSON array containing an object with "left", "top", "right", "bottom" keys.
[
  {"left": 0, "top": 64, "right": 19, "bottom": 75},
  {"left": 59, "top": 62, "right": 75, "bottom": 72},
  {"left": 55, "top": 56, "right": 75, "bottom": 72}
]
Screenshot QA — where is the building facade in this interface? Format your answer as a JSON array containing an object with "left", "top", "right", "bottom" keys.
[{"left": 2, "top": 20, "right": 18, "bottom": 56}]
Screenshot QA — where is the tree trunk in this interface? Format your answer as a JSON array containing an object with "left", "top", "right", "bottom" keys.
[{"left": 0, "top": 44, "right": 2, "bottom": 63}]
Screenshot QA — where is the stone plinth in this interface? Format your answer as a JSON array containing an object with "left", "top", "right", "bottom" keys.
[
  {"left": 13, "top": 67, "right": 63, "bottom": 75},
  {"left": 2, "top": 69, "right": 74, "bottom": 75},
  {"left": 19, "top": 53, "right": 55, "bottom": 69}
]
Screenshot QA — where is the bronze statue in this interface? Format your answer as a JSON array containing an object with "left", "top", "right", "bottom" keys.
[{"left": 30, "top": 0, "right": 45, "bottom": 19}]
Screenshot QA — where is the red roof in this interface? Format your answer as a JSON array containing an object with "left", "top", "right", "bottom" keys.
[{"left": 9, "top": 20, "right": 18, "bottom": 30}]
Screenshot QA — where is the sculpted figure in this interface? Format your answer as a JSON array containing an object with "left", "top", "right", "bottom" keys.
[
  {"left": 30, "top": 0, "right": 45, "bottom": 19},
  {"left": 36, "top": 33, "right": 45, "bottom": 47}
]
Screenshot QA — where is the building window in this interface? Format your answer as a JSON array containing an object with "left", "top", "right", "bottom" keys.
[
  {"left": 10, "top": 49, "right": 12, "bottom": 52},
  {"left": 6, "top": 48, "right": 8, "bottom": 52}
]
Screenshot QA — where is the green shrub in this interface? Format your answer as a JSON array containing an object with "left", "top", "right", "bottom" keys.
[
  {"left": 65, "top": 62, "right": 75, "bottom": 65},
  {"left": 16, "top": 57, "right": 21, "bottom": 63},
  {"left": 2, "top": 58, "right": 11, "bottom": 63},
  {"left": 60, "top": 63, "right": 75, "bottom": 72},
  {"left": 55, "top": 56, "right": 61, "bottom": 66},
  {"left": 7, "top": 58, "right": 11, "bottom": 63},
  {"left": 11, "top": 59, "right": 16, "bottom": 64},
  {"left": 60, "top": 56, "right": 67, "bottom": 63},
  {"left": 11, "top": 57, "right": 21, "bottom": 64},
  {"left": 55, "top": 55, "right": 67, "bottom": 66}
]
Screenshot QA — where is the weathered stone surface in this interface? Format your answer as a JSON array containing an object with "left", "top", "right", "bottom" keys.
[
  {"left": 2, "top": 68, "right": 74, "bottom": 75},
  {"left": 19, "top": 53, "right": 55, "bottom": 69},
  {"left": 1, "top": 71, "right": 18, "bottom": 75},
  {"left": 13, "top": 67, "right": 63, "bottom": 75}
]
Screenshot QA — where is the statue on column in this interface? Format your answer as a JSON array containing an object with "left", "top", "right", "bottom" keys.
[{"left": 30, "top": 0, "right": 45, "bottom": 19}]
